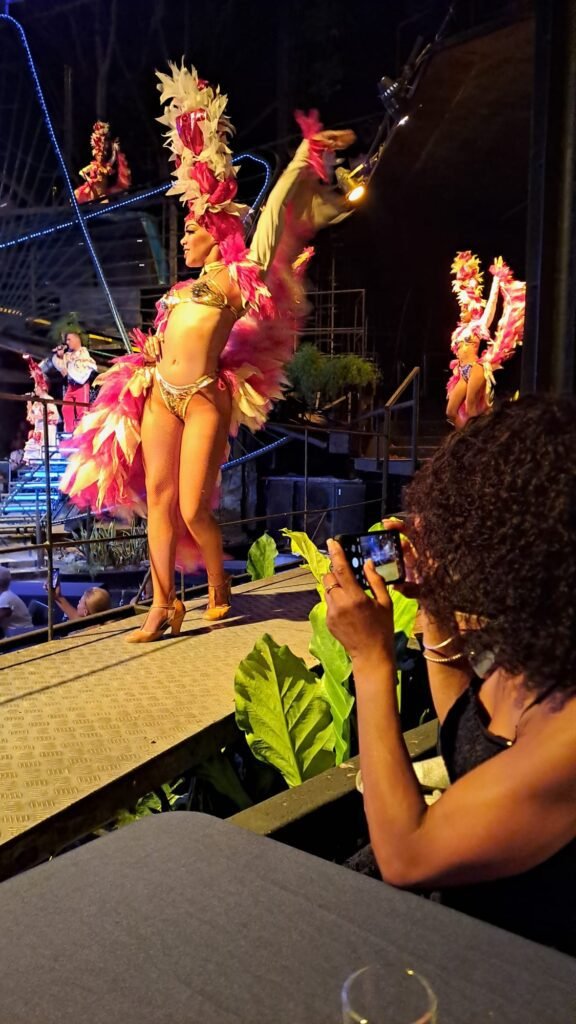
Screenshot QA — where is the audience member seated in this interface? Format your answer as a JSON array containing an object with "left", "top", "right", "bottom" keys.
[
  {"left": 29, "top": 581, "right": 111, "bottom": 626},
  {"left": 0, "top": 567, "right": 33, "bottom": 637},
  {"left": 324, "top": 395, "right": 576, "bottom": 955}
]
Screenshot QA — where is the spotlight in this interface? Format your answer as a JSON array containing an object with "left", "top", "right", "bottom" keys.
[{"left": 335, "top": 166, "right": 368, "bottom": 203}]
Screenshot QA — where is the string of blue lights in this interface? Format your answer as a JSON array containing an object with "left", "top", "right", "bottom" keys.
[
  {"left": 0, "top": 155, "right": 271, "bottom": 253},
  {"left": 223, "top": 434, "right": 289, "bottom": 470}
]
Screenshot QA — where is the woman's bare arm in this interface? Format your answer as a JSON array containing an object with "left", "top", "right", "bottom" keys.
[{"left": 324, "top": 541, "right": 576, "bottom": 890}]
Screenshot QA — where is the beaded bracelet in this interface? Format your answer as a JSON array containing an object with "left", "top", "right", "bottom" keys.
[
  {"left": 422, "top": 632, "right": 460, "bottom": 652},
  {"left": 423, "top": 650, "right": 465, "bottom": 665}
]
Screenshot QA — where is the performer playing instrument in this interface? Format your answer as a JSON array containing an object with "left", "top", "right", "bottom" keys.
[
  {"left": 61, "top": 63, "right": 355, "bottom": 641},
  {"left": 446, "top": 252, "right": 525, "bottom": 429}
]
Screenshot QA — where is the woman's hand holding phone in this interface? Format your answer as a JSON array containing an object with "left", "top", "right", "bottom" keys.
[{"left": 322, "top": 539, "right": 395, "bottom": 666}]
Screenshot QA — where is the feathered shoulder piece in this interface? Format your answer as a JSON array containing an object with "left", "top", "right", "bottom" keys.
[{"left": 482, "top": 257, "right": 526, "bottom": 371}]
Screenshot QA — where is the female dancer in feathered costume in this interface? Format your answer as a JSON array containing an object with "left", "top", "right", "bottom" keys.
[
  {"left": 61, "top": 63, "right": 354, "bottom": 640},
  {"left": 22, "top": 355, "right": 60, "bottom": 462},
  {"left": 446, "top": 252, "right": 525, "bottom": 429}
]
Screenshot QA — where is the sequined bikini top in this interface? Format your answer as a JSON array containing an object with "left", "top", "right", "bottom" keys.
[
  {"left": 190, "top": 263, "right": 244, "bottom": 319},
  {"left": 155, "top": 262, "right": 244, "bottom": 341}
]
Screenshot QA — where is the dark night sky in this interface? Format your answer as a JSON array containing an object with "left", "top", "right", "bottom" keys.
[{"left": 15, "top": 0, "right": 422, "bottom": 181}]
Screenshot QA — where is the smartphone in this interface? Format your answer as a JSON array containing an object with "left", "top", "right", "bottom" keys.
[
  {"left": 336, "top": 529, "right": 405, "bottom": 586},
  {"left": 51, "top": 568, "right": 60, "bottom": 591}
]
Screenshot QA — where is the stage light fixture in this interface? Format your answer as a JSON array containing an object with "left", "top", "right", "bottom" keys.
[{"left": 335, "top": 165, "right": 368, "bottom": 203}]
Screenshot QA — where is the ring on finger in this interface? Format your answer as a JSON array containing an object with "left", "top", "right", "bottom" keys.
[{"left": 325, "top": 582, "right": 340, "bottom": 595}]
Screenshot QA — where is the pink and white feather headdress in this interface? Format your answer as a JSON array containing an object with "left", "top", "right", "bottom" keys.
[
  {"left": 450, "top": 251, "right": 492, "bottom": 351},
  {"left": 156, "top": 61, "right": 248, "bottom": 249}
]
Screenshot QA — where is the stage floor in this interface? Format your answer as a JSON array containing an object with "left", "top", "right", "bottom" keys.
[{"left": 0, "top": 568, "right": 318, "bottom": 878}]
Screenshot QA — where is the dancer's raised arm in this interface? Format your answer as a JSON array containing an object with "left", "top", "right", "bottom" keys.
[{"left": 249, "top": 128, "right": 356, "bottom": 276}]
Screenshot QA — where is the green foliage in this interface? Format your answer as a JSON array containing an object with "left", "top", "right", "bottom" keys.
[
  {"left": 390, "top": 588, "right": 419, "bottom": 640},
  {"left": 235, "top": 530, "right": 420, "bottom": 787},
  {"left": 309, "top": 601, "right": 354, "bottom": 764},
  {"left": 281, "top": 528, "right": 330, "bottom": 587},
  {"left": 50, "top": 311, "right": 89, "bottom": 346},
  {"left": 321, "top": 353, "right": 380, "bottom": 403},
  {"left": 308, "top": 600, "right": 351, "bottom": 688},
  {"left": 246, "top": 533, "right": 278, "bottom": 582},
  {"left": 74, "top": 519, "right": 148, "bottom": 573},
  {"left": 113, "top": 782, "right": 181, "bottom": 828},
  {"left": 368, "top": 520, "right": 383, "bottom": 532},
  {"left": 286, "top": 344, "right": 326, "bottom": 407},
  {"left": 193, "top": 753, "right": 253, "bottom": 810},
  {"left": 286, "top": 344, "right": 380, "bottom": 410},
  {"left": 235, "top": 633, "right": 336, "bottom": 787}
]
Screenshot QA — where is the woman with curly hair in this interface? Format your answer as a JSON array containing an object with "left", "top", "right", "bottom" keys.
[{"left": 324, "top": 395, "right": 576, "bottom": 954}]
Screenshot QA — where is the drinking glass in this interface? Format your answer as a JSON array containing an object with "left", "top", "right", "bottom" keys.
[{"left": 341, "top": 962, "right": 437, "bottom": 1024}]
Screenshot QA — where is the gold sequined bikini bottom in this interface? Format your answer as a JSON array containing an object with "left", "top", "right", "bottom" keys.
[{"left": 155, "top": 370, "right": 217, "bottom": 422}]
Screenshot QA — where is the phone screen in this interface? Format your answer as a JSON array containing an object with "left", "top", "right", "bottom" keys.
[
  {"left": 337, "top": 529, "right": 405, "bottom": 585},
  {"left": 51, "top": 568, "right": 60, "bottom": 590}
]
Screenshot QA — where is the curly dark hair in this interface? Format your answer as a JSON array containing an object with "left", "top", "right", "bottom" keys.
[{"left": 406, "top": 395, "right": 576, "bottom": 695}]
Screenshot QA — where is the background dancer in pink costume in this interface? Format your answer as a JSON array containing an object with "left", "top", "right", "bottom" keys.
[
  {"left": 62, "top": 63, "right": 355, "bottom": 641},
  {"left": 446, "top": 252, "right": 525, "bottom": 429}
]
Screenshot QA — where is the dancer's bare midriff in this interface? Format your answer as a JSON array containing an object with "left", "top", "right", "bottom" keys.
[{"left": 156, "top": 287, "right": 241, "bottom": 387}]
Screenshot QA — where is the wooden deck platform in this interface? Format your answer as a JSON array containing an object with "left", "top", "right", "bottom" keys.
[{"left": 0, "top": 568, "right": 317, "bottom": 878}]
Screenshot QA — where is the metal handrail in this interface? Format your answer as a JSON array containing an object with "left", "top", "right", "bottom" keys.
[
  {"left": 384, "top": 365, "right": 421, "bottom": 410},
  {"left": 380, "top": 366, "right": 421, "bottom": 516},
  {"left": 0, "top": 382, "right": 421, "bottom": 643}
]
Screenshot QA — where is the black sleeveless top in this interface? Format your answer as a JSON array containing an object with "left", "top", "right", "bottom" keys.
[{"left": 438, "top": 680, "right": 576, "bottom": 956}]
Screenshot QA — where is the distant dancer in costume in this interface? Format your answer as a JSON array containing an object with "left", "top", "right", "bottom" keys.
[
  {"left": 75, "top": 121, "right": 131, "bottom": 204},
  {"left": 22, "top": 355, "right": 60, "bottom": 463},
  {"left": 446, "top": 252, "right": 525, "bottom": 429},
  {"left": 61, "top": 62, "right": 355, "bottom": 640}
]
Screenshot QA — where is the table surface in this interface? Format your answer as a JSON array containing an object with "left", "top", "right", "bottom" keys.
[{"left": 0, "top": 813, "right": 573, "bottom": 1023}]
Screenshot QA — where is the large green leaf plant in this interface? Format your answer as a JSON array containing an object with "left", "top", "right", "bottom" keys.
[
  {"left": 246, "top": 533, "right": 278, "bottom": 581},
  {"left": 234, "top": 528, "right": 419, "bottom": 787},
  {"left": 235, "top": 634, "right": 336, "bottom": 787}
]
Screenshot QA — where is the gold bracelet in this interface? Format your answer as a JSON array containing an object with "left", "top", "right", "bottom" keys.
[
  {"left": 423, "top": 650, "right": 465, "bottom": 664},
  {"left": 423, "top": 632, "right": 460, "bottom": 652}
]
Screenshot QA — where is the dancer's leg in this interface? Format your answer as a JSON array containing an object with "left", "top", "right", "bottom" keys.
[
  {"left": 140, "top": 383, "right": 183, "bottom": 631},
  {"left": 62, "top": 385, "right": 76, "bottom": 433},
  {"left": 178, "top": 383, "right": 232, "bottom": 588},
  {"left": 75, "top": 383, "right": 91, "bottom": 428},
  {"left": 446, "top": 377, "right": 467, "bottom": 426}
]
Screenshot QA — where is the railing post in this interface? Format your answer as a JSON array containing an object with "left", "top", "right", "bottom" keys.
[
  {"left": 303, "top": 426, "right": 309, "bottom": 534},
  {"left": 380, "top": 407, "right": 392, "bottom": 518},
  {"left": 35, "top": 497, "right": 42, "bottom": 571},
  {"left": 410, "top": 370, "right": 420, "bottom": 470},
  {"left": 42, "top": 400, "right": 54, "bottom": 642}
]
